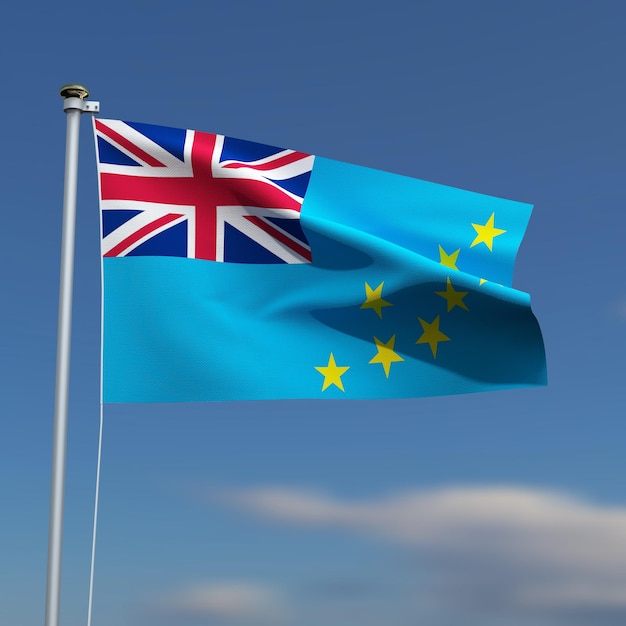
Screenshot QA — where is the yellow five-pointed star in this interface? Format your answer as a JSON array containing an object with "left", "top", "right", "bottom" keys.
[
  {"left": 360, "top": 281, "right": 393, "bottom": 319},
  {"left": 368, "top": 334, "right": 404, "bottom": 378},
  {"left": 438, "top": 245, "right": 460, "bottom": 270},
  {"left": 435, "top": 277, "right": 469, "bottom": 312},
  {"left": 416, "top": 315, "right": 450, "bottom": 358},
  {"left": 315, "top": 353, "right": 350, "bottom": 391},
  {"left": 470, "top": 213, "right": 506, "bottom": 251}
]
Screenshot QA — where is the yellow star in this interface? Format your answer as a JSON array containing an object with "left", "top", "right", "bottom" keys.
[
  {"left": 416, "top": 316, "right": 450, "bottom": 358},
  {"left": 479, "top": 278, "right": 487, "bottom": 285},
  {"left": 315, "top": 353, "right": 350, "bottom": 391},
  {"left": 470, "top": 213, "right": 506, "bottom": 251},
  {"left": 435, "top": 277, "right": 469, "bottom": 312},
  {"left": 368, "top": 334, "right": 405, "bottom": 378},
  {"left": 360, "top": 281, "right": 393, "bottom": 319},
  {"left": 438, "top": 245, "right": 460, "bottom": 270}
]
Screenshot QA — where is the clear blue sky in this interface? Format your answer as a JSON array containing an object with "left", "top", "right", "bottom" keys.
[{"left": 1, "top": 2, "right": 625, "bottom": 625}]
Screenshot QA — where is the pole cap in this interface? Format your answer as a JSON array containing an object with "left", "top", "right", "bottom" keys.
[{"left": 59, "top": 84, "right": 90, "bottom": 99}]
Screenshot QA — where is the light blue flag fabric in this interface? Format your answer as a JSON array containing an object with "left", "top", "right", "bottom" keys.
[{"left": 96, "top": 121, "right": 546, "bottom": 402}]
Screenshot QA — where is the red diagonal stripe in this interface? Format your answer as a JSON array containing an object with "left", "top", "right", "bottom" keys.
[
  {"left": 244, "top": 215, "right": 312, "bottom": 261},
  {"left": 222, "top": 151, "right": 310, "bottom": 172},
  {"left": 104, "top": 213, "right": 184, "bottom": 257},
  {"left": 95, "top": 120, "right": 167, "bottom": 168}
]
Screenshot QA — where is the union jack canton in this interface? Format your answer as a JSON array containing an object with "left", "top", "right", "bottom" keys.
[{"left": 94, "top": 119, "right": 315, "bottom": 263}]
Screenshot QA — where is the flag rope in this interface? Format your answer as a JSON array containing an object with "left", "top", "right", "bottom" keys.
[
  {"left": 87, "top": 109, "right": 107, "bottom": 626},
  {"left": 86, "top": 402, "right": 104, "bottom": 626}
]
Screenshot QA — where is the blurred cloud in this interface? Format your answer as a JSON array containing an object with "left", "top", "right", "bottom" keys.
[
  {"left": 219, "top": 485, "right": 626, "bottom": 617},
  {"left": 154, "top": 581, "right": 290, "bottom": 625}
]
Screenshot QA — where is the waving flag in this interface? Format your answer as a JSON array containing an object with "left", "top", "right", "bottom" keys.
[
  {"left": 95, "top": 119, "right": 314, "bottom": 263},
  {"left": 94, "top": 119, "right": 546, "bottom": 403}
]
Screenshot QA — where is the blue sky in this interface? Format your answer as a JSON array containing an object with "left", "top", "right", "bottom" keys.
[{"left": 1, "top": 2, "right": 625, "bottom": 625}]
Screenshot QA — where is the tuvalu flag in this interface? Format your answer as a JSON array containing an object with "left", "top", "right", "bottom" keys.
[{"left": 93, "top": 119, "right": 546, "bottom": 402}]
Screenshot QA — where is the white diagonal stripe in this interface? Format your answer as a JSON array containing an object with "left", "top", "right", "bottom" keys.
[
  {"left": 101, "top": 202, "right": 196, "bottom": 257},
  {"left": 96, "top": 120, "right": 194, "bottom": 178},
  {"left": 216, "top": 206, "right": 310, "bottom": 264}
]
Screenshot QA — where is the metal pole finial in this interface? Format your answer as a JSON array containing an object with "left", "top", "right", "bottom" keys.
[
  {"left": 59, "top": 85, "right": 99, "bottom": 113},
  {"left": 59, "top": 84, "right": 90, "bottom": 100}
]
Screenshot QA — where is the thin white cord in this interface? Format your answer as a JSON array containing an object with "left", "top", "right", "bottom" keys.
[
  {"left": 86, "top": 402, "right": 104, "bottom": 626},
  {"left": 88, "top": 115, "right": 105, "bottom": 626}
]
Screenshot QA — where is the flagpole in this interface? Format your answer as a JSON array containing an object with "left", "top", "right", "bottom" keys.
[{"left": 45, "top": 85, "right": 99, "bottom": 626}]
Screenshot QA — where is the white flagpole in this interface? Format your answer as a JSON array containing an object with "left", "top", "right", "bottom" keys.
[{"left": 45, "top": 85, "right": 99, "bottom": 626}]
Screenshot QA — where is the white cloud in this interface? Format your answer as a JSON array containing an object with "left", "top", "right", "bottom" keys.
[
  {"left": 220, "top": 485, "right": 626, "bottom": 613},
  {"left": 156, "top": 581, "right": 290, "bottom": 624}
]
